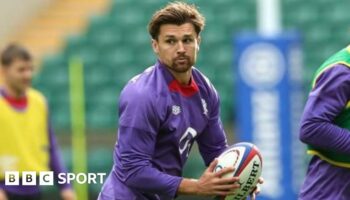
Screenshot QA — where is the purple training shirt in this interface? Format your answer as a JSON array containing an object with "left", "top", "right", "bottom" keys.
[
  {"left": 299, "top": 64, "right": 350, "bottom": 199},
  {"left": 98, "top": 61, "right": 228, "bottom": 200}
]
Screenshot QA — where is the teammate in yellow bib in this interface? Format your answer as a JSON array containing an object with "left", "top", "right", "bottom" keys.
[{"left": 0, "top": 44, "right": 75, "bottom": 200}]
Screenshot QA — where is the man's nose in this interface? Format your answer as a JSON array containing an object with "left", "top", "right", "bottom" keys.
[
  {"left": 177, "top": 42, "right": 185, "bottom": 54},
  {"left": 24, "top": 69, "right": 33, "bottom": 79}
]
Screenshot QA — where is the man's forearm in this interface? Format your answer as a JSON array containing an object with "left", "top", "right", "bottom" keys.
[
  {"left": 0, "top": 188, "right": 7, "bottom": 200},
  {"left": 177, "top": 178, "right": 199, "bottom": 195},
  {"left": 300, "top": 119, "right": 350, "bottom": 154}
]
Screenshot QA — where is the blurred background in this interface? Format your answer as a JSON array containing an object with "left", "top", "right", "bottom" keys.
[{"left": 0, "top": 0, "right": 349, "bottom": 199}]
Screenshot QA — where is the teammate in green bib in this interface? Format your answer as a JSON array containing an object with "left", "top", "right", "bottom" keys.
[{"left": 299, "top": 45, "right": 350, "bottom": 199}]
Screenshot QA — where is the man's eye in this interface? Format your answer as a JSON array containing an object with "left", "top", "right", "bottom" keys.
[
  {"left": 183, "top": 38, "right": 193, "bottom": 43},
  {"left": 166, "top": 40, "right": 175, "bottom": 44}
]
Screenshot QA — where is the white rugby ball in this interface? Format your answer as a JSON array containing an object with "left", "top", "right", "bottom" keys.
[{"left": 214, "top": 142, "right": 263, "bottom": 200}]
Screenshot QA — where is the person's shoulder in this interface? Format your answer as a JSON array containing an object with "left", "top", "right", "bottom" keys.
[
  {"left": 28, "top": 88, "right": 47, "bottom": 103},
  {"left": 118, "top": 66, "right": 164, "bottom": 120},
  {"left": 315, "top": 64, "right": 350, "bottom": 84},
  {"left": 27, "top": 88, "right": 49, "bottom": 112},
  {"left": 129, "top": 65, "right": 156, "bottom": 83},
  {"left": 319, "top": 63, "right": 350, "bottom": 75},
  {"left": 192, "top": 67, "right": 212, "bottom": 85},
  {"left": 312, "top": 64, "right": 350, "bottom": 94},
  {"left": 120, "top": 66, "right": 159, "bottom": 104},
  {"left": 329, "top": 63, "right": 350, "bottom": 73},
  {"left": 192, "top": 67, "right": 218, "bottom": 97}
]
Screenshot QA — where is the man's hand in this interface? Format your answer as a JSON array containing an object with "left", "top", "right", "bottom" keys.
[
  {"left": 178, "top": 159, "right": 241, "bottom": 196},
  {"left": 0, "top": 189, "right": 7, "bottom": 200},
  {"left": 60, "top": 188, "right": 76, "bottom": 200},
  {"left": 196, "top": 159, "right": 241, "bottom": 196},
  {"left": 249, "top": 177, "right": 264, "bottom": 200}
]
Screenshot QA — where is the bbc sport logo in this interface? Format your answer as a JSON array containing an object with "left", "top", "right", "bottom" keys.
[{"left": 5, "top": 171, "right": 106, "bottom": 186}]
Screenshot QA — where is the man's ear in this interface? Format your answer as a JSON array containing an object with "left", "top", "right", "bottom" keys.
[
  {"left": 152, "top": 39, "right": 159, "bottom": 54},
  {"left": 196, "top": 36, "right": 201, "bottom": 51}
]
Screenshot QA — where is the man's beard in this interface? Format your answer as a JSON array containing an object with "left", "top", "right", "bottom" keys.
[
  {"left": 11, "top": 80, "right": 30, "bottom": 95},
  {"left": 169, "top": 55, "right": 194, "bottom": 73}
]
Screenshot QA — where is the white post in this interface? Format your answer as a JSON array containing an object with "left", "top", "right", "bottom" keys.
[{"left": 257, "top": 0, "right": 282, "bottom": 37}]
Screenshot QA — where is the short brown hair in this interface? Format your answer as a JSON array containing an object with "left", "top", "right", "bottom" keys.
[
  {"left": 148, "top": 1, "right": 205, "bottom": 40},
  {"left": 1, "top": 43, "right": 32, "bottom": 67}
]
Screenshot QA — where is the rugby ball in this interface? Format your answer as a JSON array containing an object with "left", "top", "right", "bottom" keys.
[{"left": 214, "top": 142, "right": 263, "bottom": 200}]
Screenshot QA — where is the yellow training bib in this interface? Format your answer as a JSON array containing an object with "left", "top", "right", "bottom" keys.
[{"left": 0, "top": 88, "right": 49, "bottom": 179}]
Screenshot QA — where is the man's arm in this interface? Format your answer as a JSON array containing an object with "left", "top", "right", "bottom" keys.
[
  {"left": 116, "top": 125, "right": 183, "bottom": 197},
  {"left": 195, "top": 84, "right": 262, "bottom": 199},
  {"left": 47, "top": 114, "right": 75, "bottom": 200},
  {"left": 48, "top": 124, "right": 71, "bottom": 189},
  {"left": 196, "top": 87, "right": 228, "bottom": 166},
  {"left": 196, "top": 120, "right": 227, "bottom": 166},
  {"left": 118, "top": 126, "right": 241, "bottom": 197},
  {"left": 117, "top": 87, "right": 240, "bottom": 198},
  {"left": 116, "top": 87, "right": 183, "bottom": 198},
  {"left": 300, "top": 64, "right": 350, "bottom": 154}
]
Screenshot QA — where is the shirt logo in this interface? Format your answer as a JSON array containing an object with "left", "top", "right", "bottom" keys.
[
  {"left": 201, "top": 98, "right": 208, "bottom": 117},
  {"left": 172, "top": 105, "right": 181, "bottom": 115},
  {"left": 179, "top": 127, "right": 197, "bottom": 157}
]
